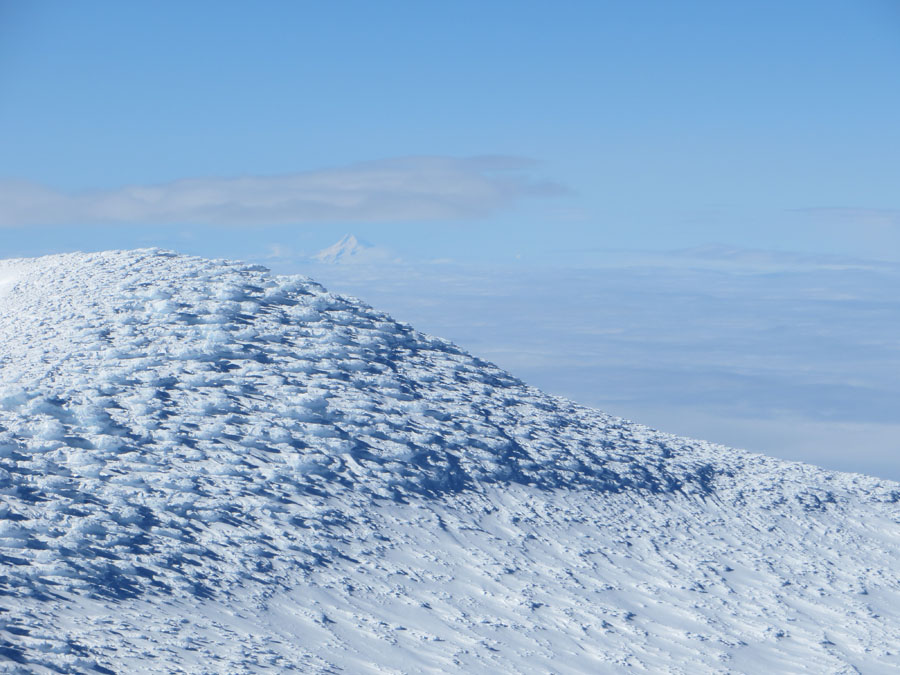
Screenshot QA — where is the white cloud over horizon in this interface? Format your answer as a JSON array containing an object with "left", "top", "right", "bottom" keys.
[
  {"left": 797, "top": 207, "right": 900, "bottom": 229},
  {"left": 0, "top": 156, "right": 564, "bottom": 227}
]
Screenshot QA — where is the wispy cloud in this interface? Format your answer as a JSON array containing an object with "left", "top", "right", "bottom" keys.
[
  {"left": 0, "top": 156, "right": 564, "bottom": 227},
  {"left": 796, "top": 207, "right": 900, "bottom": 228}
]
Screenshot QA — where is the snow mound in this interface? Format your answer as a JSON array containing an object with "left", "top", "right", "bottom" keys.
[{"left": 0, "top": 249, "right": 898, "bottom": 673}]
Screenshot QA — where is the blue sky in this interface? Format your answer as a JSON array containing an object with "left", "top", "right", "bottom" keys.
[
  {"left": 2, "top": 1, "right": 899, "bottom": 478},
  {"left": 2, "top": 0, "right": 899, "bottom": 261}
]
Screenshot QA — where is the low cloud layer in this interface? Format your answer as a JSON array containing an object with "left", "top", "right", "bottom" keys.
[
  {"left": 0, "top": 156, "right": 563, "bottom": 227},
  {"left": 299, "top": 256, "right": 900, "bottom": 480},
  {"left": 798, "top": 207, "right": 900, "bottom": 229}
]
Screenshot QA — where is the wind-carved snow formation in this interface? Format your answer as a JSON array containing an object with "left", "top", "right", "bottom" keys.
[{"left": 0, "top": 249, "right": 898, "bottom": 673}]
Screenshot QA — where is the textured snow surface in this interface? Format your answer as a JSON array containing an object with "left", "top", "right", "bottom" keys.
[{"left": 0, "top": 249, "right": 898, "bottom": 674}]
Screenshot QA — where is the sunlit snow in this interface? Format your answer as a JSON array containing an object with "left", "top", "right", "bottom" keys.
[
  {"left": 0, "top": 276, "right": 17, "bottom": 301},
  {"left": 0, "top": 249, "right": 898, "bottom": 673}
]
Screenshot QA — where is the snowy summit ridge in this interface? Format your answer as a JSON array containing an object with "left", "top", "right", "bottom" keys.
[{"left": 0, "top": 249, "right": 898, "bottom": 673}]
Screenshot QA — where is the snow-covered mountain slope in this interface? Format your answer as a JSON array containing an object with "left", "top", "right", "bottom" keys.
[
  {"left": 0, "top": 275, "right": 17, "bottom": 301},
  {"left": 0, "top": 249, "right": 898, "bottom": 674},
  {"left": 313, "top": 234, "right": 395, "bottom": 265}
]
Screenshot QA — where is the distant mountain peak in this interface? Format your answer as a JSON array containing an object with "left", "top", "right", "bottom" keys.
[{"left": 314, "top": 234, "right": 378, "bottom": 264}]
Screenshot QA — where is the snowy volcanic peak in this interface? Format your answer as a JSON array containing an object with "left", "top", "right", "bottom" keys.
[
  {"left": 0, "top": 249, "right": 899, "bottom": 674},
  {"left": 312, "top": 233, "right": 397, "bottom": 264},
  {"left": 313, "top": 232, "right": 364, "bottom": 262}
]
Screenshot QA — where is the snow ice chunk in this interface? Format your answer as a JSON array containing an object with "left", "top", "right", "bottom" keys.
[
  {"left": 138, "top": 288, "right": 172, "bottom": 301},
  {"left": 151, "top": 299, "right": 178, "bottom": 315},
  {"left": 267, "top": 426, "right": 293, "bottom": 444},
  {"left": 215, "top": 284, "right": 246, "bottom": 301},
  {"left": 34, "top": 418, "right": 67, "bottom": 441},
  {"left": 0, "top": 386, "right": 28, "bottom": 411}
]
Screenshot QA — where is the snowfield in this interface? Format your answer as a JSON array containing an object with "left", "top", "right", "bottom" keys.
[
  {"left": 0, "top": 249, "right": 898, "bottom": 674},
  {"left": 0, "top": 276, "right": 18, "bottom": 301}
]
